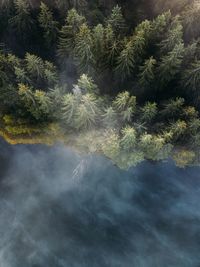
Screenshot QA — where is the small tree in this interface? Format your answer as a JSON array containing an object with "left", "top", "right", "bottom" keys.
[
  {"left": 102, "top": 107, "right": 118, "bottom": 129},
  {"left": 74, "top": 94, "right": 100, "bottom": 130},
  {"left": 158, "top": 43, "right": 184, "bottom": 87},
  {"left": 121, "top": 126, "right": 137, "bottom": 151},
  {"left": 77, "top": 74, "right": 98, "bottom": 94},
  {"left": 38, "top": 2, "right": 58, "bottom": 47},
  {"left": 10, "top": 0, "right": 33, "bottom": 34},
  {"left": 140, "top": 102, "right": 157, "bottom": 123},
  {"left": 160, "top": 16, "right": 183, "bottom": 53},
  {"left": 107, "top": 5, "right": 126, "bottom": 36},
  {"left": 182, "top": 60, "right": 200, "bottom": 100},
  {"left": 113, "top": 91, "right": 136, "bottom": 123},
  {"left": 139, "top": 56, "right": 156, "bottom": 88},
  {"left": 57, "top": 9, "right": 86, "bottom": 59},
  {"left": 74, "top": 24, "right": 94, "bottom": 71}
]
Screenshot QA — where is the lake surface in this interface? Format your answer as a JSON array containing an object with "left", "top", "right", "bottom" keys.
[{"left": 0, "top": 138, "right": 200, "bottom": 267}]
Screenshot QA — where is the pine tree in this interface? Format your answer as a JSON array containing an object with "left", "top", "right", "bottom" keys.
[
  {"left": 140, "top": 133, "right": 167, "bottom": 160},
  {"left": 25, "top": 53, "right": 44, "bottom": 80},
  {"left": 62, "top": 93, "right": 79, "bottom": 127},
  {"left": 161, "top": 97, "right": 185, "bottom": 118},
  {"left": 115, "top": 20, "right": 151, "bottom": 80},
  {"left": 43, "top": 61, "right": 58, "bottom": 86},
  {"left": 169, "top": 120, "right": 187, "bottom": 140},
  {"left": 77, "top": 74, "right": 98, "bottom": 94},
  {"left": 151, "top": 11, "right": 172, "bottom": 41},
  {"left": 158, "top": 43, "right": 184, "bottom": 86},
  {"left": 115, "top": 40, "right": 135, "bottom": 79},
  {"left": 113, "top": 91, "right": 136, "bottom": 123},
  {"left": 57, "top": 9, "right": 86, "bottom": 59},
  {"left": 160, "top": 16, "right": 183, "bottom": 53},
  {"left": 92, "top": 24, "right": 106, "bottom": 70},
  {"left": 10, "top": 0, "right": 33, "bottom": 34},
  {"left": 182, "top": 60, "right": 200, "bottom": 100},
  {"left": 121, "top": 126, "right": 136, "bottom": 151},
  {"left": 74, "top": 23, "right": 94, "bottom": 71},
  {"left": 140, "top": 102, "right": 157, "bottom": 123},
  {"left": 139, "top": 56, "right": 156, "bottom": 88},
  {"left": 102, "top": 107, "right": 118, "bottom": 129},
  {"left": 104, "top": 24, "right": 121, "bottom": 67},
  {"left": 38, "top": 2, "right": 58, "bottom": 47},
  {"left": 74, "top": 94, "right": 100, "bottom": 130},
  {"left": 107, "top": 5, "right": 126, "bottom": 36}
]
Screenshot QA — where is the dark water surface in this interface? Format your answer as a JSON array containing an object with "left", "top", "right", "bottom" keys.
[{"left": 0, "top": 138, "right": 200, "bottom": 267}]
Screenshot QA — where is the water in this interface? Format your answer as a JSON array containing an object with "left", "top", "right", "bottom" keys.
[{"left": 0, "top": 138, "right": 200, "bottom": 267}]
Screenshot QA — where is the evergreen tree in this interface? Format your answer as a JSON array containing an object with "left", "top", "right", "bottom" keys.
[
  {"left": 114, "top": 91, "right": 136, "bottom": 123},
  {"left": 115, "top": 20, "right": 151, "bottom": 80},
  {"left": 10, "top": 0, "right": 33, "bottom": 34},
  {"left": 62, "top": 93, "right": 79, "bottom": 127},
  {"left": 169, "top": 120, "right": 187, "bottom": 140},
  {"left": 102, "top": 107, "right": 118, "bottom": 129},
  {"left": 104, "top": 24, "right": 121, "bottom": 67},
  {"left": 74, "top": 94, "right": 100, "bottom": 130},
  {"left": 74, "top": 23, "right": 94, "bottom": 71},
  {"left": 38, "top": 2, "right": 58, "bottom": 47},
  {"left": 92, "top": 24, "right": 106, "bottom": 70},
  {"left": 158, "top": 43, "right": 184, "bottom": 87},
  {"left": 107, "top": 5, "right": 126, "bottom": 36},
  {"left": 160, "top": 16, "right": 183, "bottom": 53},
  {"left": 182, "top": 60, "right": 200, "bottom": 101},
  {"left": 140, "top": 133, "right": 167, "bottom": 160},
  {"left": 151, "top": 11, "right": 172, "bottom": 41},
  {"left": 77, "top": 74, "right": 98, "bottom": 94},
  {"left": 140, "top": 102, "right": 157, "bottom": 123},
  {"left": 139, "top": 56, "right": 156, "bottom": 88},
  {"left": 25, "top": 53, "right": 44, "bottom": 80},
  {"left": 115, "top": 40, "right": 135, "bottom": 79},
  {"left": 57, "top": 9, "right": 86, "bottom": 59},
  {"left": 162, "top": 97, "right": 185, "bottom": 118},
  {"left": 121, "top": 126, "right": 136, "bottom": 151}
]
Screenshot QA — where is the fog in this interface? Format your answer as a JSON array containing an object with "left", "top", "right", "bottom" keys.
[{"left": 0, "top": 138, "right": 200, "bottom": 267}]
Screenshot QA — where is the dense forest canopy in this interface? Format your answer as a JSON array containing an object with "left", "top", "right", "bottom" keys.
[{"left": 0, "top": 0, "right": 200, "bottom": 169}]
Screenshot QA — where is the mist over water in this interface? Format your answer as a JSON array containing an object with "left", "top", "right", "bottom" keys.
[{"left": 0, "top": 138, "right": 200, "bottom": 267}]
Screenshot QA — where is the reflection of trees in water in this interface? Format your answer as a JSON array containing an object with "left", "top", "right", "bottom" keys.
[{"left": 72, "top": 156, "right": 91, "bottom": 180}]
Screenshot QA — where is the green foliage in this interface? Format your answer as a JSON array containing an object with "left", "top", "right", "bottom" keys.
[
  {"left": 77, "top": 74, "right": 98, "bottom": 94},
  {"left": 160, "top": 16, "right": 183, "bottom": 52},
  {"left": 116, "top": 20, "right": 151, "bottom": 80},
  {"left": 158, "top": 43, "right": 184, "bottom": 86},
  {"left": 140, "top": 102, "right": 157, "bottom": 123},
  {"left": 169, "top": 120, "right": 187, "bottom": 140},
  {"left": 57, "top": 9, "right": 86, "bottom": 59},
  {"left": 139, "top": 56, "right": 156, "bottom": 88},
  {"left": 102, "top": 129, "right": 120, "bottom": 160},
  {"left": 0, "top": 3, "right": 200, "bottom": 168},
  {"left": 121, "top": 126, "right": 136, "bottom": 151},
  {"left": 102, "top": 107, "right": 118, "bottom": 129},
  {"left": 113, "top": 91, "right": 136, "bottom": 123},
  {"left": 10, "top": 0, "right": 33, "bottom": 34},
  {"left": 107, "top": 5, "right": 126, "bottom": 36},
  {"left": 139, "top": 133, "right": 170, "bottom": 160},
  {"left": 62, "top": 93, "right": 78, "bottom": 127},
  {"left": 74, "top": 94, "right": 100, "bottom": 130},
  {"left": 173, "top": 149, "right": 196, "bottom": 168},
  {"left": 162, "top": 97, "right": 185, "bottom": 119},
  {"left": 18, "top": 84, "right": 51, "bottom": 120},
  {"left": 182, "top": 60, "right": 200, "bottom": 99},
  {"left": 38, "top": 2, "right": 58, "bottom": 47},
  {"left": 74, "top": 24, "right": 94, "bottom": 71},
  {"left": 25, "top": 53, "right": 44, "bottom": 79}
]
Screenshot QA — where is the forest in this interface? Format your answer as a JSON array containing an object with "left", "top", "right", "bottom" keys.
[{"left": 0, "top": 0, "right": 200, "bottom": 169}]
